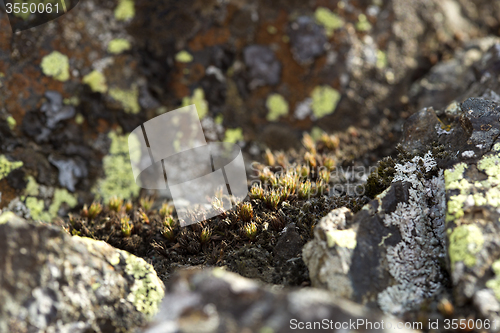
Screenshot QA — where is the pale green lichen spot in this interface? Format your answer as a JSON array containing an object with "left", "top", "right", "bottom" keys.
[
  {"left": 108, "top": 39, "right": 132, "bottom": 54},
  {"left": 83, "top": 71, "right": 108, "bottom": 93},
  {"left": 486, "top": 259, "right": 500, "bottom": 300},
  {"left": 41, "top": 51, "right": 70, "bottom": 81},
  {"left": 124, "top": 253, "right": 165, "bottom": 318},
  {"left": 266, "top": 93, "right": 288, "bottom": 121},
  {"left": 0, "top": 155, "right": 23, "bottom": 180},
  {"left": 314, "top": 7, "right": 344, "bottom": 36},
  {"left": 26, "top": 197, "right": 51, "bottom": 222},
  {"left": 49, "top": 188, "right": 78, "bottom": 218},
  {"left": 493, "top": 142, "right": 500, "bottom": 152},
  {"left": 182, "top": 88, "right": 208, "bottom": 119},
  {"left": 356, "top": 14, "right": 372, "bottom": 31},
  {"left": 6, "top": 116, "right": 16, "bottom": 130},
  {"left": 109, "top": 86, "right": 140, "bottom": 114},
  {"left": 115, "top": 0, "right": 135, "bottom": 21},
  {"left": 444, "top": 163, "right": 467, "bottom": 189},
  {"left": 175, "top": 50, "right": 193, "bottom": 63},
  {"left": 311, "top": 85, "right": 340, "bottom": 119},
  {"left": 449, "top": 224, "right": 484, "bottom": 268},
  {"left": 326, "top": 229, "right": 357, "bottom": 249},
  {"left": 224, "top": 128, "right": 244, "bottom": 144},
  {"left": 478, "top": 153, "right": 500, "bottom": 183},
  {"left": 376, "top": 50, "right": 387, "bottom": 69}
]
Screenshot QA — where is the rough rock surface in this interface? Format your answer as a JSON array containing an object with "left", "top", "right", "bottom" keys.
[
  {"left": 0, "top": 217, "right": 164, "bottom": 333},
  {"left": 144, "top": 268, "right": 415, "bottom": 333}
]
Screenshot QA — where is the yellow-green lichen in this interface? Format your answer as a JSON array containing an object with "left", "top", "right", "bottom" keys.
[
  {"left": 376, "top": 50, "right": 387, "bottom": 69},
  {"left": 108, "top": 39, "right": 131, "bottom": 54},
  {"left": 0, "top": 211, "right": 16, "bottom": 225},
  {"left": 124, "top": 252, "right": 165, "bottom": 318},
  {"left": 224, "top": 128, "right": 244, "bottom": 144},
  {"left": 311, "top": 85, "right": 340, "bottom": 118},
  {"left": 0, "top": 155, "right": 23, "bottom": 180},
  {"left": 26, "top": 197, "right": 51, "bottom": 222},
  {"left": 215, "top": 114, "right": 223, "bottom": 125},
  {"left": 449, "top": 224, "right": 484, "bottom": 268},
  {"left": 182, "top": 88, "right": 208, "bottom": 119},
  {"left": 24, "top": 176, "right": 39, "bottom": 196},
  {"left": 446, "top": 194, "right": 467, "bottom": 222},
  {"left": 83, "top": 71, "right": 108, "bottom": 93},
  {"left": 310, "top": 127, "right": 324, "bottom": 141},
  {"left": 267, "top": 25, "right": 277, "bottom": 34},
  {"left": 64, "top": 96, "right": 80, "bottom": 106},
  {"left": 478, "top": 153, "right": 500, "bottom": 184},
  {"left": 40, "top": 51, "right": 70, "bottom": 81},
  {"left": 493, "top": 143, "right": 500, "bottom": 152},
  {"left": 115, "top": 0, "right": 135, "bottom": 21},
  {"left": 109, "top": 86, "right": 140, "bottom": 114},
  {"left": 48, "top": 188, "right": 78, "bottom": 218},
  {"left": 6, "top": 116, "right": 16, "bottom": 130},
  {"left": 314, "top": 7, "right": 344, "bottom": 36},
  {"left": 326, "top": 229, "right": 357, "bottom": 249},
  {"left": 75, "top": 113, "right": 85, "bottom": 125},
  {"left": 486, "top": 260, "right": 500, "bottom": 300},
  {"left": 355, "top": 14, "right": 372, "bottom": 31},
  {"left": 175, "top": 50, "right": 193, "bottom": 63},
  {"left": 93, "top": 131, "right": 141, "bottom": 202},
  {"left": 266, "top": 93, "right": 288, "bottom": 121},
  {"left": 444, "top": 163, "right": 468, "bottom": 189}
]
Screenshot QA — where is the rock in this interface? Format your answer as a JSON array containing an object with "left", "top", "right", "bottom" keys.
[
  {"left": 243, "top": 45, "right": 281, "bottom": 88},
  {"left": 145, "top": 268, "right": 415, "bottom": 333},
  {"left": 288, "top": 16, "right": 327, "bottom": 65},
  {"left": 0, "top": 218, "right": 164, "bottom": 333},
  {"left": 48, "top": 155, "right": 88, "bottom": 192}
]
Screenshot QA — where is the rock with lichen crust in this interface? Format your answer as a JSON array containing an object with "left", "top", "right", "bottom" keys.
[{"left": 0, "top": 217, "right": 164, "bottom": 333}]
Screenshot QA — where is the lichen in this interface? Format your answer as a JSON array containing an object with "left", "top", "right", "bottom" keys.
[
  {"left": 310, "top": 85, "right": 340, "bottom": 119},
  {"left": 6, "top": 116, "right": 16, "bottom": 130},
  {"left": 325, "top": 229, "right": 357, "bottom": 249},
  {"left": 25, "top": 197, "right": 51, "bottom": 222},
  {"left": 314, "top": 7, "right": 344, "bottom": 36},
  {"left": 124, "top": 252, "right": 164, "bottom": 318},
  {"left": 175, "top": 50, "right": 193, "bottom": 63},
  {"left": 445, "top": 163, "right": 468, "bottom": 187},
  {"left": 378, "top": 152, "right": 446, "bottom": 315},
  {"left": 182, "top": 88, "right": 208, "bottom": 119},
  {"left": 93, "top": 131, "right": 141, "bottom": 202},
  {"left": 108, "top": 39, "right": 131, "bottom": 54},
  {"left": 448, "top": 224, "right": 484, "bottom": 268},
  {"left": 83, "top": 71, "right": 108, "bottom": 93},
  {"left": 478, "top": 153, "right": 500, "bottom": 184},
  {"left": 109, "top": 86, "right": 140, "bottom": 114},
  {"left": 40, "top": 51, "right": 70, "bottom": 81},
  {"left": 355, "top": 14, "right": 372, "bottom": 31},
  {"left": 266, "top": 93, "right": 288, "bottom": 121},
  {"left": 24, "top": 175, "right": 39, "bottom": 196},
  {"left": 376, "top": 50, "right": 387, "bottom": 69},
  {"left": 115, "top": 0, "right": 135, "bottom": 21},
  {"left": 0, "top": 155, "right": 23, "bottom": 180},
  {"left": 48, "top": 188, "right": 78, "bottom": 218},
  {"left": 0, "top": 211, "right": 16, "bottom": 224},
  {"left": 224, "top": 128, "right": 244, "bottom": 144},
  {"left": 486, "top": 260, "right": 500, "bottom": 300}
]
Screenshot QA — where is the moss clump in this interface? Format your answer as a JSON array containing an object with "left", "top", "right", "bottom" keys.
[
  {"left": 108, "top": 39, "right": 131, "bottom": 54},
  {"left": 266, "top": 93, "right": 288, "bottom": 121},
  {"left": 311, "top": 85, "right": 340, "bottom": 119},
  {"left": 224, "top": 128, "right": 244, "bottom": 144},
  {"left": 182, "top": 88, "right": 208, "bottom": 119},
  {"left": 40, "top": 51, "right": 70, "bottom": 81},
  {"left": 175, "top": 50, "right": 193, "bottom": 63},
  {"left": 83, "top": 71, "right": 108, "bottom": 93},
  {"left": 93, "top": 131, "right": 141, "bottom": 202},
  {"left": 364, "top": 157, "right": 396, "bottom": 198},
  {"left": 449, "top": 224, "right": 484, "bottom": 268},
  {"left": 109, "top": 86, "right": 140, "bottom": 114},
  {"left": 314, "top": 7, "right": 344, "bottom": 36},
  {"left": 0, "top": 155, "right": 23, "bottom": 180},
  {"left": 115, "top": 0, "right": 135, "bottom": 21}
]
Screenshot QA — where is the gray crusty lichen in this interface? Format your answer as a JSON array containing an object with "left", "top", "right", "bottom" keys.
[{"left": 377, "top": 152, "right": 446, "bottom": 314}]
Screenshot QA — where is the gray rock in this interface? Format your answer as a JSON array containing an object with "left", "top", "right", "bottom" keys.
[
  {"left": 48, "top": 155, "right": 88, "bottom": 192},
  {"left": 288, "top": 16, "right": 327, "bottom": 65},
  {"left": 243, "top": 45, "right": 281, "bottom": 88},
  {"left": 145, "top": 268, "right": 415, "bottom": 333},
  {"left": 0, "top": 218, "right": 164, "bottom": 333}
]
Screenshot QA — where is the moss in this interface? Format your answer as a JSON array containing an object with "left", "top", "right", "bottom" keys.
[
  {"left": 0, "top": 155, "right": 23, "bottom": 180},
  {"left": 224, "top": 128, "right": 244, "bottom": 144},
  {"left": 93, "top": 131, "right": 141, "bottom": 202},
  {"left": 266, "top": 93, "right": 288, "bottom": 121},
  {"left": 108, "top": 39, "right": 131, "bottom": 54},
  {"left": 40, "top": 51, "right": 70, "bottom": 81},
  {"left": 311, "top": 85, "right": 340, "bottom": 119},
  {"left": 115, "top": 0, "right": 135, "bottom": 21},
  {"left": 6, "top": 116, "right": 16, "bottom": 130},
  {"left": 182, "top": 88, "right": 208, "bottom": 119},
  {"left": 49, "top": 188, "right": 78, "bottom": 218},
  {"left": 449, "top": 224, "right": 484, "bottom": 268},
  {"left": 124, "top": 252, "right": 164, "bottom": 318},
  {"left": 355, "top": 14, "right": 372, "bottom": 31},
  {"left": 26, "top": 197, "right": 51, "bottom": 222},
  {"left": 83, "top": 71, "right": 108, "bottom": 93},
  {"left": 325, "top": 229, "right": 357, "bottom": 249},
  {"left": 175, "top": 50, "right": 193, "bottom": 63},
  {"left": 109, "top": 86, "right": 140, "bottom": 114},
  {"left": 365, "top": 157, "right": 396, "bottom": 198},
  {"left": 314, "top": 7, "right": 344, "bottom": 36}
]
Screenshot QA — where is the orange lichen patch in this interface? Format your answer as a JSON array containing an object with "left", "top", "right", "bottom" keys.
[
  {"left": 0, "top": 179, "right": 17, "bottom": 209},
  {"left": 188, "top": 27, "right": 231, "bottom": 51}
]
